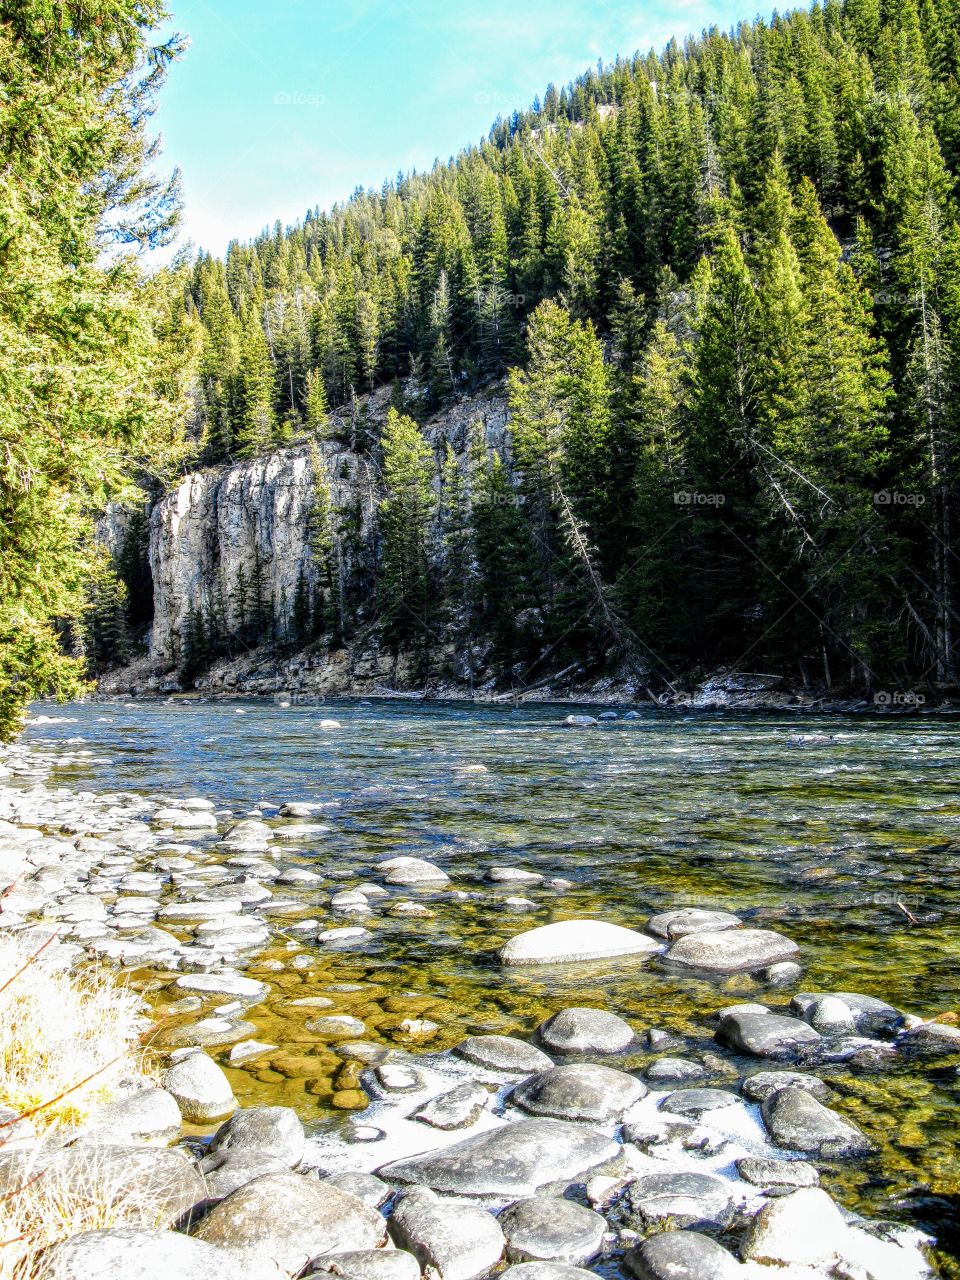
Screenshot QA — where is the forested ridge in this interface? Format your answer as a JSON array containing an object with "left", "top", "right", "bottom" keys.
[
  {"left": 163, "top": 0, "right": 960, "bottom": 698},
  {"left": 6, "top": 0, "right": 960, "bottom": 729}
]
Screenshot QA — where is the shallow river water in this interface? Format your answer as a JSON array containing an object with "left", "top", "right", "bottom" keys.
[{"left": 21, "top": 699, "right": 960, "bottom": 1264}]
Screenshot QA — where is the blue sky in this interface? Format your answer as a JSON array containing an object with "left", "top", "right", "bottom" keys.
[{"left": 156, "top": 0, "right": 765, "bottom": 257}]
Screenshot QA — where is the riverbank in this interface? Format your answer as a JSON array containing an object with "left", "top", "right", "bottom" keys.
[{"left": 1, "top": 712, "right": 958, "bottom": 1278}]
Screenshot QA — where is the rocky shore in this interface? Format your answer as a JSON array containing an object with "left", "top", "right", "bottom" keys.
[{"left": 0, "top": 729, "right": 954, "bottom": 1279}]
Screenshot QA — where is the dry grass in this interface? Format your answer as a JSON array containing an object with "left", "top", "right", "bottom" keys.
[
  {"left": 0, "top": 934, "right": 144, "bottom": 1131},
  {"left": 0, "top": 934, "right": 154, "bottom": 1277}
]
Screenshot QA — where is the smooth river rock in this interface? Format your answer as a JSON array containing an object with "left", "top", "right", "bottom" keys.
[
  {"left": 454, "top": 1034, "right": 554, "bottom": 1075},
  {"left": 389, "top": 1188, "right": 504, "bottom": 1280},
  {"left": 623, "top": 1229, "right": 741, "bottom": 1280},
  {"left": 511, "top": 1063, "right": 647, "bottom": 1123},
  {"left": 665, "top": 927, "right": 799, "bottom": 973},
  {"left": 741, "top": 1187, "right": 850, "bottom": 1266},
  {"left": 162, "top": 1053, "right": 237, "bottom": 1123},
  {"left": 716, "top": 1009, "right": 821, "bottom": 1059},
  {"left": 537, "top": 1007, "right": 635, "bottom": 1055},
  {"left": 377, "top": 1118, "right": 620, "bottom": 1198},
  {"left": 646, "top": 908, "right": 742, "bottom": 940},
  {"left": 208, "top": 1105, "right": 306, "bottom": 1167},
  {"left": 760, "top": 1085, "right": 874, "bottom": 1156},
  {"left": 624, "top": 1171, "right": 737, "bottom": 1230},
  {"left": 415, "top": 1081, "right": 489, "bottom": 1130},
  {"left": 193, "top": 1172, "right": 386, "bottom": 1274},
  {"left": 499, "top": 920, "right": 659, "bottom": 966},
  {"left": 498, "top": 1195, "right": 606, "bottom": 1265},
  {"left": 34, "top": 1228, "right": 277, "bottom": 1280}
]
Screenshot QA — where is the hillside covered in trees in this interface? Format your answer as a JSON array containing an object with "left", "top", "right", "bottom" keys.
[{"left": 122, "top": 0, "right": 960, "bottom": 696}]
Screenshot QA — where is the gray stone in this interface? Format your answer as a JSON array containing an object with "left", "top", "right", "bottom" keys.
[
  {"left": 899, "top": 1021, "right": 960, "bottom": 1054},
  {"left": 323, "top": 1172, "right": 391, "bottom": 1209},
  {"left": 307, "top": 1014, "right": 367, "bottom": 1039},
  {"left": 537, "top": 1008, "right": 635, "bottom": 1055},
  {"left": 163, "top": 1053, "right": 237, "bottom": 1123},
  {"left": 760, "top": 961, "right": 803, "bottom": 987},
  {"left": 658, "top": 1088, "right": 740, "bottom": 1118},
  {"left": 644, "top": 1058, "right": 706, "bottom": 1084},
  {"left": 81, "top": 1086, "right": 181, "bottom": 1144},
  {"left": 498, "top": 1196, "right": 605, "bottom": 1265},
  {"left": 486, "top": 867, "right": 544, "bottom": 885},
  {"left": 209, "top": 1105, "right": 306, "bottom": 1167},
  {"left": 806, "top": 995, "right": 857, "bottom": 1034},
  {"left": 454, "top": 1035, "right": 554, "bottom": 1075},
  {"left": 500, "top": 1267, "right": 597, "bottom": 1280},
  {"left": 193, "top": 1172, "right": 386, "bottom": 1274},
  {"left": 790, "top": 991, "right": 904, "bottom": 1035},
  {"left": 623, "top": 1230, "right": 741, "bottom": 1280},
  {"left": 741, "top": 1070, "right": 830, "bottom": 1103},
  {"left": 199, "top": 1148, "right": 290, "bottom": 1200},
  {"left": 378, "top": 856, "right": 449, "bottom": 886},
  {"left": 665, "top": 928, "right": 799, "bottom": 974},
  {"left": 716, "top": 1010, "right": 820, "bottom": 1059},
  {"left": 173, "top": 971, "right": 269, "bottom": 1001},
  {"left": 736, "top": 1156, "right": 820, "bottom": 1190},
  {"left": 377, "top": 1118, "right": 620, "bottom": 1198},
  {"left": 309, "top": 1249, "right": 420, "bottom": 1280},
  {"left": 511, "top": 1064, "right": 646, "bottom": 1124},
  {"left": 415, "top": 1082, "right": 489, "bottom": 1130},
  {"left": 646, "top": 908, "right": 742, "bottom": 940},
  {"left": 741, "top": 1187, "right": 849, "bottom": 1267},
  {"left": 761, "top": 1086, "right": 873, "bottom": 1157},
  {"left": 33, "top": 1228, "right": 276, "bottom": 1280},
  {"left": 499, "top": 920, "right": 659, "bottom": 966},
  {"left": 372, "top": 1063, "right": 426, "bottom": 1094},
  {"left": 625, "top": 1172, "right": 736, "bottom": 1230},
  {"left": 389, "top": 1188, "right": 504, "bottom": 1280}
]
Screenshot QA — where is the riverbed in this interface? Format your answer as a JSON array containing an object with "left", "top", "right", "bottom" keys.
[{"left": 10, "top": 698, "right": 960, "bottom": 1265}]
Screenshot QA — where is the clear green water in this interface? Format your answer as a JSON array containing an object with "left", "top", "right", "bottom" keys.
[{"left": 24, "top": 700, "right": 960, "bottom": 1262}]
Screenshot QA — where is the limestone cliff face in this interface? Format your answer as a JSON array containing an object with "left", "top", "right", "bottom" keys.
[{"left": 147, "top": 387, "right": 510, "bottom": 659}]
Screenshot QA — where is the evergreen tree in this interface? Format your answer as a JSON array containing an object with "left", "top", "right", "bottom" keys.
[{"left": 378, "top": 409, "right": 436, "bottom": 650}]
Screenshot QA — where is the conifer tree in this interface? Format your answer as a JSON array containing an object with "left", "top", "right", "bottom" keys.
[{"left": 378, "top": 409, "right": 436, "bottom": 650}]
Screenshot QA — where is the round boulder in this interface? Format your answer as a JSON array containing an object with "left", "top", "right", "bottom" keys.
[
  {"left": 511, "top": 1063, "right": 647, "bottom": 1124},
  {"left": 498, "top": 1196, "right": 606, "bottom": 1265},
  {"left": 665, "top": 928, "right": 799, "bottom": 974},
  {"left": 537, "top": 1007, "right": 635, "bottom": 1055},
  {"left": 624, "top": 1229, "right": 741, "bottom": 1279},
  {"left": 163, "top": 1053, "right": 237, "bottom": 1123},
  {"left": 499, "top": 920, "right": 659, "bottom": 966}
]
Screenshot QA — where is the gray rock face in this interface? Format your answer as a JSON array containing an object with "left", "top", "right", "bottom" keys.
[
  {"left": 193, "top": 1172, "right": 387, "bottom": 1274},
  {"left": 163, "top": 1052, "right": 237, "bottom": 1123},
  {"left": 646, "top": 908, "right": 742, "bottom": 940},
  {"left": 658, "top": 1088, "right": 740, "bottom": 1118},
  {"left": 454, "top": 1035, "right": 554, "bottom": 1075},
  {"left": 415, "top": 1082, "right": 489, "bottom": 1130},
  {"left": 716, "top": 1010, "right": 821, "bottom": 1059},
  {"left": 761, "top": 1086, "right": 873, "bottom": 1156},
  {"left": 389, "top": 1188, "right": 504, "bottom": 1280},
  {"left": 741, "top": 1070, "right": 830, "bottom": 1102},
  {"left": 736, "top": 1156, "right": 820, "bottom": 1190},
  {"left": 511, "top": 1064, "right": 647, "bottom": 1124},
  {"left": 310, "top": 1248, "right": 421, "bottom": 1280},
  {"left": 665, "top": 928, "right": 799, "bottom": 974},
  {"left": 623, "top": 1229, "right": 741, "bottom": 1280},
  {"left": 377, "top": 1118, "right": 620, "bottom": 1198},
  {"left": 498, "top": 920, "right": 659, "bottom": 966},
  {"left": 498, "top": 1196, "right": 606, "bottom": 1265},
  {"left": 624, "top": 1172, "right": 736, "bottom": 1230},
  {"left": 209, "top": 1105, "right": 306, "bottom": 1167},
  {"left": 33, "top": 1228, "right": 277, "bottom": 1280},
  {"left": 537, "top": 1007, "right": 635, "bottom": 1055}
]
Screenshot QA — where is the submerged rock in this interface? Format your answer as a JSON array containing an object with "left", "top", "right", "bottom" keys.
[{"left": 499, "top": 920, "right": 659, "bottom": 966}]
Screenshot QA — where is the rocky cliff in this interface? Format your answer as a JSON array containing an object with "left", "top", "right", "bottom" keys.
[{"left": 146, "top": 386, "right": 511, "bottom": 663}]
